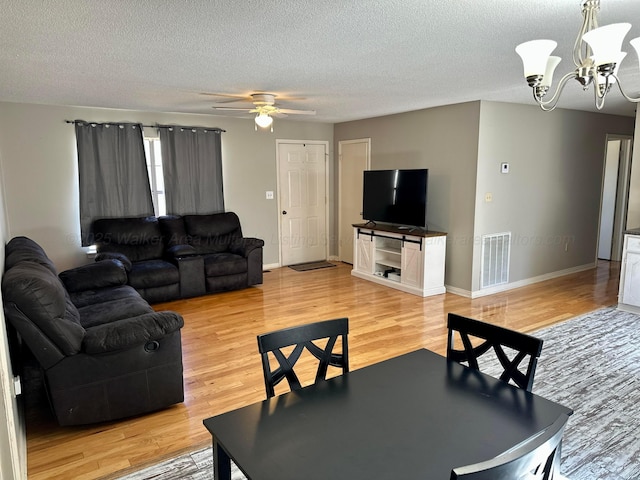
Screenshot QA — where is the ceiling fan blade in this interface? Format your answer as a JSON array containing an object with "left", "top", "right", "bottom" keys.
[
  {"left": 276, "top": 108, "right": 316, "bottom": 115},
  {"left": 213, "top": 107, "right": 254, "bottom": 112},
  {"left": 201, "top": 92, "right": 250, "bottom": 99}
]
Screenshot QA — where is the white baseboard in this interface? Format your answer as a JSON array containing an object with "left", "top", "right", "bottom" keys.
[
  {"left": 446, "top": 262, "right": 597, "bottom": 299},
  {"left": 263, "top": 263, "right": 280, "bottom": 270}
]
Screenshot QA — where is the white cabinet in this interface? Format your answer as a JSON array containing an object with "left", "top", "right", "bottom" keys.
[
  {"left": 351, "top": 225, "right": 446, "bottom": 297},
  {"left": 618, "top": 233, "right": 640, "bottom": 312},
  {"left": 354, "top": 233, "right": 375, "bottom": 275}
]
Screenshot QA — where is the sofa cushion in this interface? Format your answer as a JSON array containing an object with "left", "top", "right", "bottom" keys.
[
  {"left": 69, "top": 284, "right": 142, "bottom": 309},
  {"left": 184, "top": 213, "right": 242, "bottom": 254},
  {"left": 2, "top": 262, "right": 84, "bottom": 355},
  {"left": 92, "top": 216, "right": 165, "bottom": 262},
  {"left": 59, "top": 259, "right": 127, "bottom": 293},
  {"left": 128, "top": 260, "right": 180, "bottom": 289},
  {"left": 5, "top": 236, "right": 58, "bottom": 275},
  {"left": 203, "top": 252, "right": 247, "bottom": 277},
  {"left": 77, "top": 293, "right": 154, "bottom": 328}
]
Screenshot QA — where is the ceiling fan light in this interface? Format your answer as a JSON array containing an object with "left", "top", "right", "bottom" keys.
[
  {"left": 255, "top": 113, "right": 273, "bottom": 128},
  {"left": 582, "top": 23, "right": 632, "bottom": 66},
  {"left": 515, "top": 39, "right": 557, "bottom": 77}
]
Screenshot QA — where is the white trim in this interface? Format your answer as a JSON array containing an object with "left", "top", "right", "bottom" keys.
[
  {"left": 447, "top": 262, "right": 597, "bottom": 299},
  {"left": 263, "top": 262, "right": 280, "bottom": 270},
  {"left": 470, "top": 263, "right": 596, "bottom": 299}
]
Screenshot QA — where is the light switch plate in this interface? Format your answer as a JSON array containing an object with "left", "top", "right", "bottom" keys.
[{"left": 501, "top": 163, "right": 510, "bottom": 174}]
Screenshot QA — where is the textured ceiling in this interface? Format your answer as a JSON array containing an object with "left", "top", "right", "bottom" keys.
[{"left": 1, "top": 0, "right": 639, "bottom": 122}]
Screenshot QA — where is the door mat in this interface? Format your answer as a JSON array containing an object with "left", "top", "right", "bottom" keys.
[{"left": 288, "top": 261, "right": 336, "bottom": 272}]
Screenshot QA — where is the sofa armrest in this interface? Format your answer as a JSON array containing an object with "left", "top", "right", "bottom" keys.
[
  {"left": 59, "top": 260, "right": 128, "bottom": 293},
  {"left": 82, "top": 310, "right": 184, "bottom": 354},
  {"left": 166, "top": 244, "right": 198, "bottom": 258},
  {"left": 229, "top": 237, "right": 265, "bottom": 257},
  {"left": 95, "top": 252, "right": 132, "bottom": 271}
]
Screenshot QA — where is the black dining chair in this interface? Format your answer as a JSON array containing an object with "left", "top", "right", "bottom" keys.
[
  {"left": 446, "top": 313, "right": 544, "bottom": 392},
  {"left": 256, "top": 317, "right": 349, "bottom": 398},
  {"left": 450, "top": 413, "right": 569, "bottom": 480}
]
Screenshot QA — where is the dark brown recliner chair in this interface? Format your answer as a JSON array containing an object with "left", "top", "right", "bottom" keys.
[{"left": 2, "top": 236, "right": 185, "bottom": 426}]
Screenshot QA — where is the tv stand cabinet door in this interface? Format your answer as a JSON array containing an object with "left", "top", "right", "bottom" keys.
[
  {"left": 354, "top": 230, "right": 375, "bottom": 274},
  {"left": 401, "top": 241, "right": 423, "bottom": 288}
]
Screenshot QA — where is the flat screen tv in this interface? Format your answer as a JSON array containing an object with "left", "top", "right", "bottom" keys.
[{"left": 362, "top": 169, "right": 428, "bottom": 229}]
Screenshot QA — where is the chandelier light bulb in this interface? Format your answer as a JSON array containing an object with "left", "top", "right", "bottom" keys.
[
  {"left": 631, "top": 37, "right": 640, "bottom": 66},
  {"left": 582, "top": 23, "right": 631, "bottom": 66},
  {"left": 255, "top": 113, "right": 273, "bottom": 128},
  {"left": 541, "top": 56, "right": 562, "bottom": 88},
  {"left": 515, "top": 1, "right": 640, "bottom": 112},
  {"left": 516, "top": 40, "right": 558, "bottom": 79}
]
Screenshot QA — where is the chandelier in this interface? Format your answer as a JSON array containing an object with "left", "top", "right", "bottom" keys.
[{"left": 515, "top": 0, "right": 640, "bottom": 111}]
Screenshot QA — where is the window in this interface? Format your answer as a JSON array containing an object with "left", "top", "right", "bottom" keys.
[{"left": 144, "top": 137, "right": 166, "bottom": 217}]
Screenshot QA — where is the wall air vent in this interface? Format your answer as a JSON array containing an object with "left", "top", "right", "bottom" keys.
[{"left": 481, "top": 232, "right": 511, "bottom": 289}]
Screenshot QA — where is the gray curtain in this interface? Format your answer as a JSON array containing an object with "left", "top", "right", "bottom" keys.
[
  {"left": 75, "top": 121, "right": 154, "bottom": 246},
  {"left": 158, "top": 125, "right": 224, "bottom": 215}
]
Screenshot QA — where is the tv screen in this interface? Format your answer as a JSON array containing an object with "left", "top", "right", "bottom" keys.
[{"left": 362, "top": 169, "right": 428, "bottom": 228}]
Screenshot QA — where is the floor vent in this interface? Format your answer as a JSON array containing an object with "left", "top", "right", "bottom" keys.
[{"left": 481, "top": 232, "right": 511, "bottom": 289}]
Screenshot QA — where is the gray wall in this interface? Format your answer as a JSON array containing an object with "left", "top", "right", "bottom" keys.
[
  {"left": 0, "top": 102, "right": 334, "bottom": 270},
  {"left": 475, "top": 102, "right": 635, "bottom": 292},
  {"left": 334, "top": 100, "right": 636, "bottom": 294},
  {"left": 334, "top": 102, "right": 481, "bottom": 291}
]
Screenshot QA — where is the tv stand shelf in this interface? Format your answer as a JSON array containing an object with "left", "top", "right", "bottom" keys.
[{"left": 351, "top": 224, "right": 446, "bottom": 297}]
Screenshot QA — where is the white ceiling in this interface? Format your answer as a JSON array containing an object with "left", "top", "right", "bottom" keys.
[{"left": 2, "top": 0, "right": 639, "bottom": 123}]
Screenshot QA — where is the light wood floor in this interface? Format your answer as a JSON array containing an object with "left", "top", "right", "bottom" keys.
[{"left": 24, "top": 260, "right": 620, "bottom": 480}]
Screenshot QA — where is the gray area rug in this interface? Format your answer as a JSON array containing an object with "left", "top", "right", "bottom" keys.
[{"left": 115, "top": 306, "right": 640, "bottom": 480}]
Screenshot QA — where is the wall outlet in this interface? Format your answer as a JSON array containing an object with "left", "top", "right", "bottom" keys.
[
  {"left": 265, "top": 191, "right": 274, "bottom": 200},
  {"left": 485, "top": 192, "right": 493, "bottom": 203}
]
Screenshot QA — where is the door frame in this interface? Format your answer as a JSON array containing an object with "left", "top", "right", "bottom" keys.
[
  {"left": 275, "top": 139, "right": 330, "bottom": 267},
  {"left": 596, "top": 134, "right": 633, "bottom": 262},
  {"left": 338, "top": 138, "right": 371, "bottom": 263}
]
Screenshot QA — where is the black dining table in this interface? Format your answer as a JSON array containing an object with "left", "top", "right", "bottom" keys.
[{"left": 203, "top": 348, "right": 572, "bottom": 480}]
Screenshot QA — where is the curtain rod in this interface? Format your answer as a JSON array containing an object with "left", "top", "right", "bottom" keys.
[{"left": 65, "top": 120, "right": 225, "bottom": 133}]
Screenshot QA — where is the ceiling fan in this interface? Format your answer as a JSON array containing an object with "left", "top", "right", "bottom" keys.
[{"left": 209, "top": 93, "right": 316, "bottom": 130}]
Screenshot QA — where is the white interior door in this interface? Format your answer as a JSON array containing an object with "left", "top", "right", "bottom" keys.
[
  {"left": 338, "top": 139, "right": 370, "bottom": 264},
  {"left": 277, "top": 141, "right": 328, "bottom": 266}
]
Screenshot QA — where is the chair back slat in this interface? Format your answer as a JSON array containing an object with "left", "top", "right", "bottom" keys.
[
  {"left": 447, "top": 313, "right": 543, "bottom": 392},
  {"left": 257, "top": 318, "right": 349, "bottom": 398}
]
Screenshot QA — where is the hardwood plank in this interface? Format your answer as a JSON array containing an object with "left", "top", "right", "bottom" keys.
[{"left": 23, "top": 260, "right": 620, "bottom": 480}]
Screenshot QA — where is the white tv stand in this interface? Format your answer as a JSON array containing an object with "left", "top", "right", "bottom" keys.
[{"left": 351, "top": 224, "right": 446, "bottom": 297}]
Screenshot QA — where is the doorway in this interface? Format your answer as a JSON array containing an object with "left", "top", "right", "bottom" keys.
[
  {"left": 276, "top": 140, "right": 329, "bottom": 266},
  {"left": 598, "top": 135, "right": 633, "bottom": 261},
  {"left": 338, "top": 139, "right": 371, "bottom": 264}
]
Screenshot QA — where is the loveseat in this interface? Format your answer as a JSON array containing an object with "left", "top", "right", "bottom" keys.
[
  {"left": 2, "top": 236, "right": 185, "bottom": 426},
  {"left": 159, "top": 212, "right": 264, "bottom": 295},
  {"left": 93, "top": 212, "right": 264, "bottom": 303}
]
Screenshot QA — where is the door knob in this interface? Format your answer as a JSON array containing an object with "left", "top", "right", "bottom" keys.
[{"left": 282, "top": 210, "right": 287, "bottom": 215}]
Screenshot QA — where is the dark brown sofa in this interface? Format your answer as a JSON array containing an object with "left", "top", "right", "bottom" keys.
[
  {"left": 92, "top": 212, "right": 264, "bottom": 303},
  {"left": 2, "top": 236, "right": 185, "bottom": 426}
]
